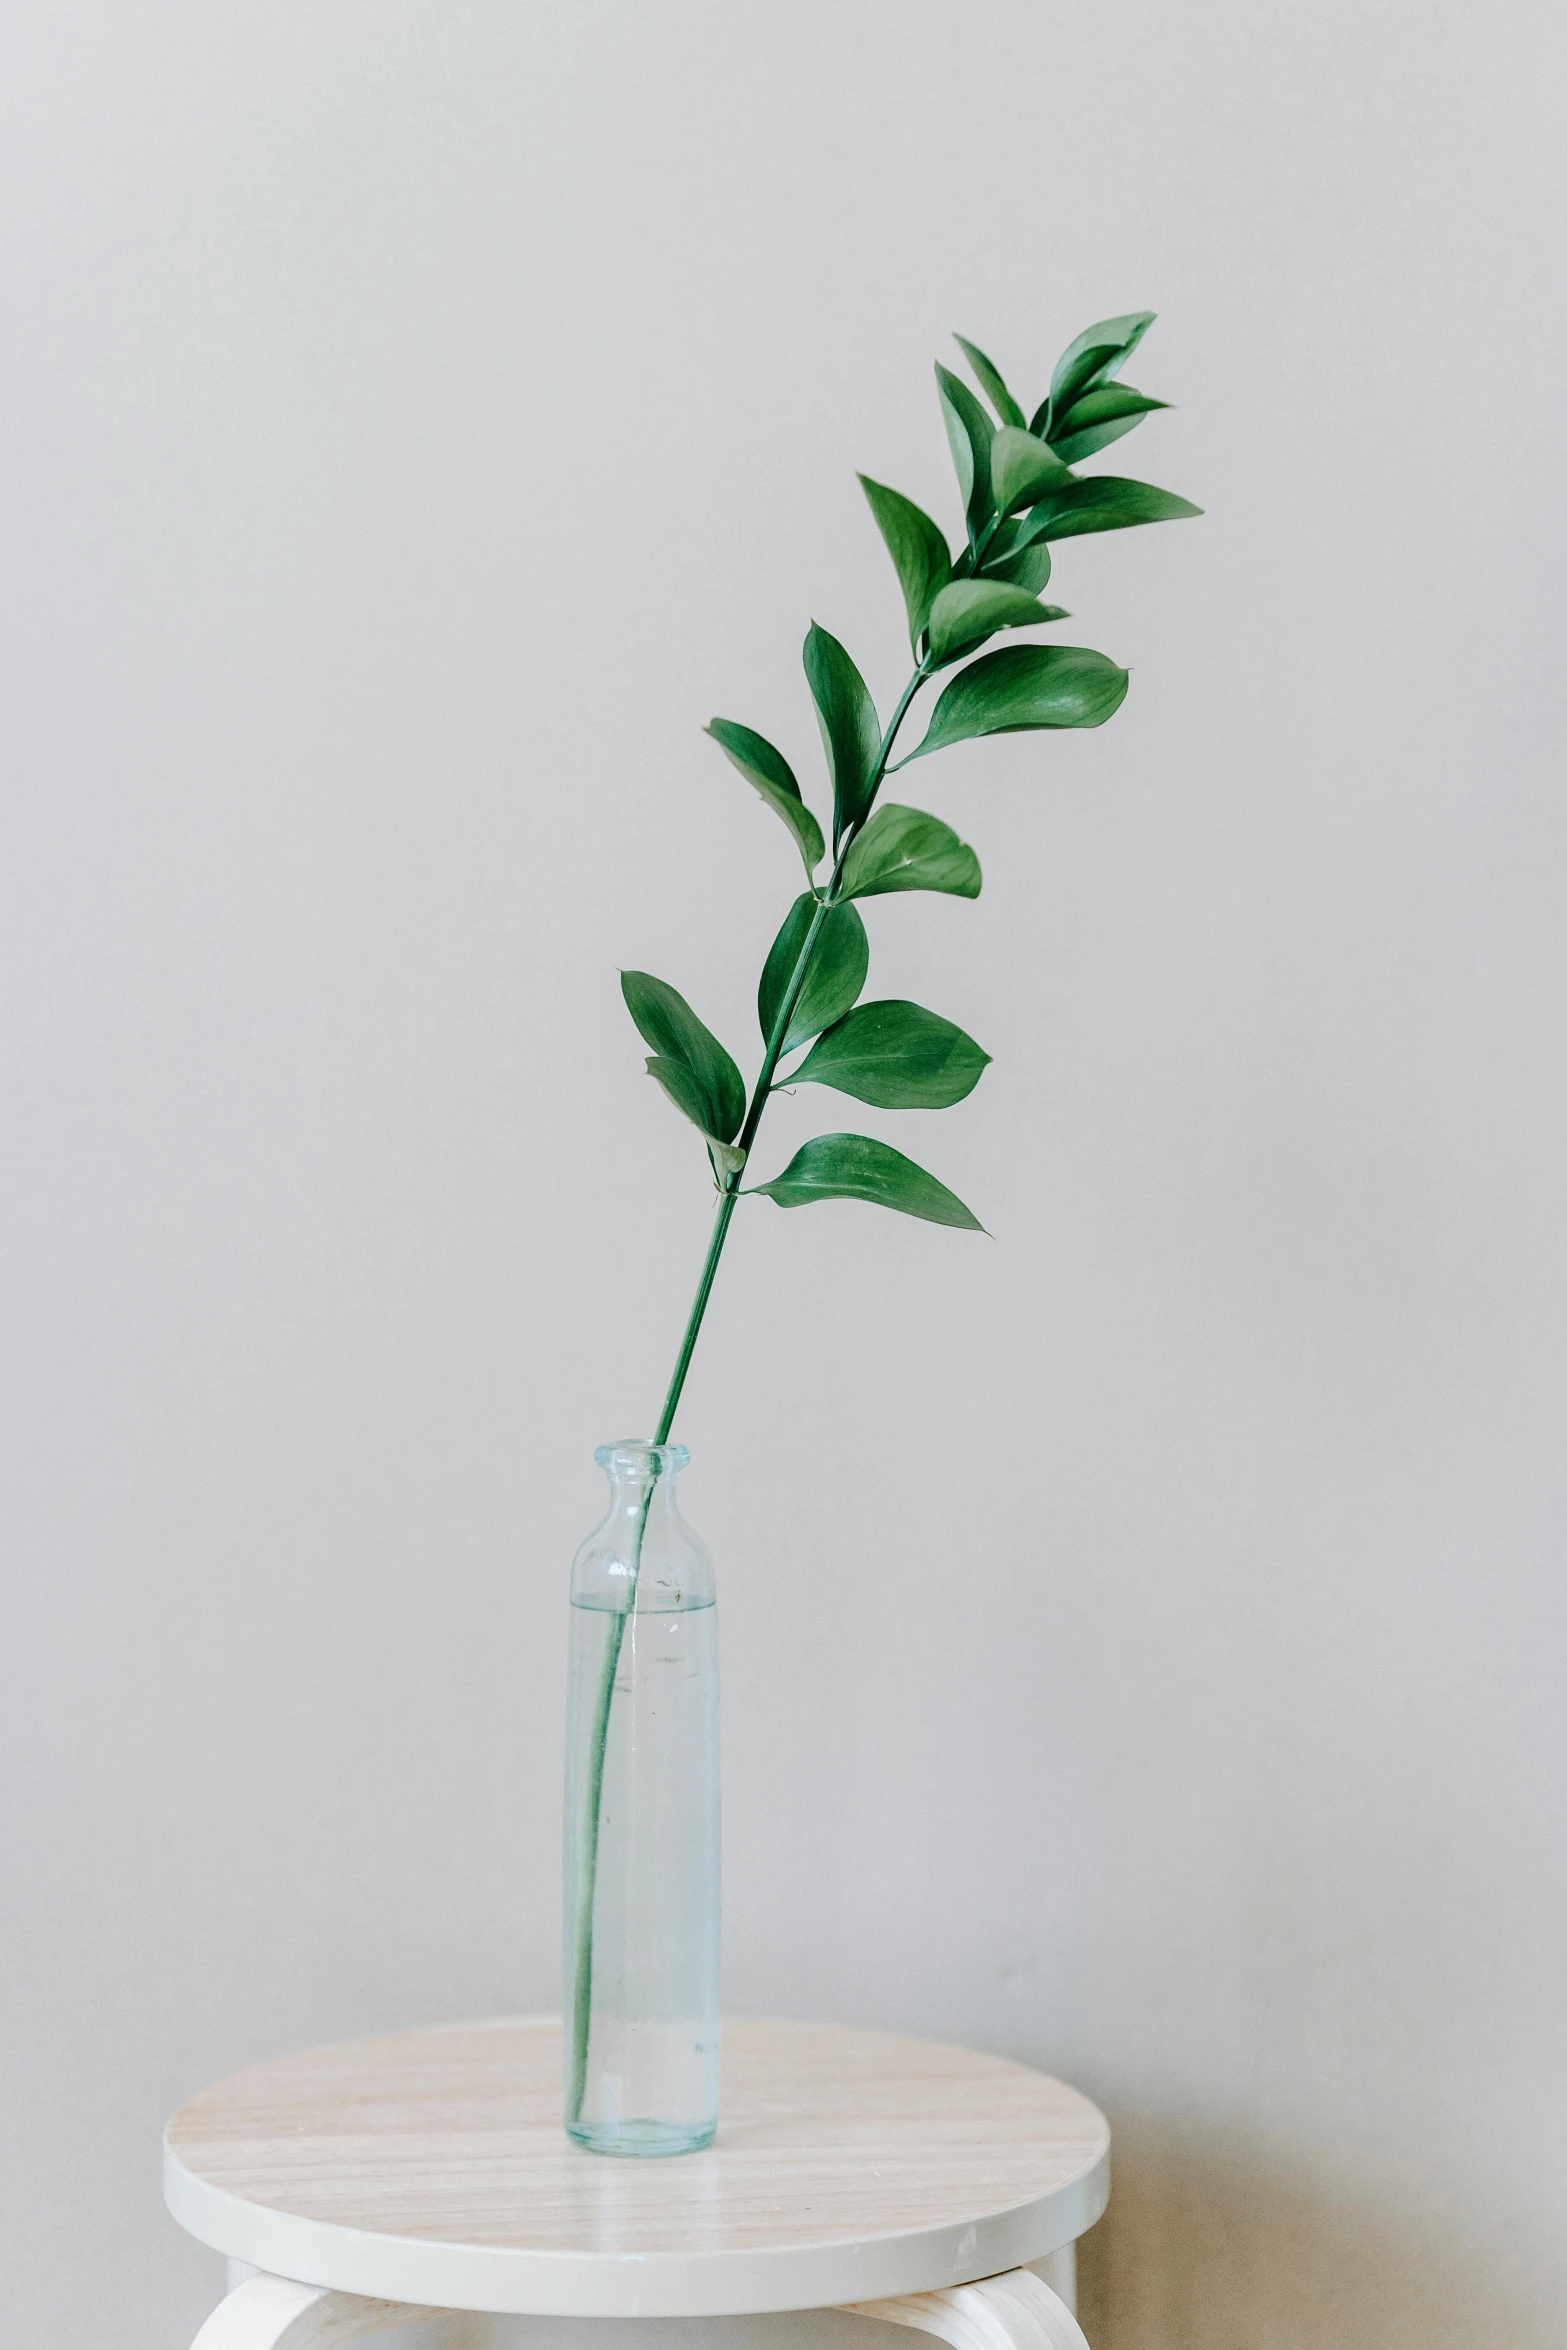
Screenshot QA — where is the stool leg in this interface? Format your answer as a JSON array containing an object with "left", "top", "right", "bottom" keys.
[
  {"left": 190, "top": 2272, "right": 443, "bottom": 2349},
  {"left": 1030, "top": 2244, "right": 1077, "bottom": 2314},
  {"left": 844, "top": 2263, "right": 1090, "bottom": 2350}
]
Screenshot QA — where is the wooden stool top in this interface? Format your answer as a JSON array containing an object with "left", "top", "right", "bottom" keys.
[{"left": 165, "top": 2015, "right": 1110, "bottom": 2316}]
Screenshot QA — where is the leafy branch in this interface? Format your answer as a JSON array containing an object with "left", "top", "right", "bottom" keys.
[
  {"left": 627, "top": 306, "right": 1200, "bottom": 1445},
  {"left": 569, "top": 306, "right": 1200, "bottom": 2132}
]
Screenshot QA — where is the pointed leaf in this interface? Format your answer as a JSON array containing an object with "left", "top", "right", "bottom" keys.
[
  {"left": 748, "top": 1133, "right": 983, "bottom": 1230},
  {"left": 1033, "top": 311, "right": 1156, "bottom": 431},
  {"left": 705, "top": 719, "right": 824, "bottom": 876},
  {"left": 1048, "top": 412, "right": 1145, "bottom": 468},
  {"left": 901, "top": 644, "right": 1129, "bottom": 761},
  {"left": 1012, "top": 477, "right": 1202, "bottom": 546},
  {"left": 758, "top": 894, "right": 869, "bottom": 1052},
  {"left": 953, "top": 334, "right": 1025, "bottom": 429},
  {"left": 790, "top": 1000, "right": 990, "bottom": 1108},
  {"left": 935, "top": 363, "right": 995, "bottom": 531},
  {"left": 984, "top": 537, "right": 1054, "bottom": 595},
  {"left": 926, "top": 580, "right": 1066, "bottom": 666},
  {"left": 839, "top": 803, "right": 982, "bottom": 901},
  {"left": 990, "top": 426, "right": 1075, "bottom": 516},
  {"left": 859, "top": 476, "right": 952, "bottom": 653},
  {"left": 1048, "top": 382, "right": 1168, "bottom": 467},
  {"left": 621, "top": 970, "right": 746, "bottom": 1144},
  {"left": 803, "top": 622, "right": 881, "bottom": 841}
]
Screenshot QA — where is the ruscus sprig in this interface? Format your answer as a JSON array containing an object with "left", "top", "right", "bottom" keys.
[{"left": 621, "top": 308, "right": 1201, "bottom": 1445}]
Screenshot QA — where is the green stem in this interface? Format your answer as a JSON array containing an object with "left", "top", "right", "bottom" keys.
[
  {"left": 567, "top": 1573, "right": 633, "bottom": 2124},
  {"left": 652, "top": 659, "right": 932, "bottom": 1438},
  {"left": 654, "top": 1194, "right": 739, "bottom": 1443},
  {"left": 567, "top": 649, "right": 931, "bottom": 2130}
]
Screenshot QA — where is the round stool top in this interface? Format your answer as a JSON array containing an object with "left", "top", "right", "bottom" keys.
[{"left": 164, "top": 2015, "right": 1110, "bottom": 2317}]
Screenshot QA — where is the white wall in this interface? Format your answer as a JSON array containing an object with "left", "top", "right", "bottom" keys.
[{"left": 3, "top": 4, "right": 1565, "bottom": 2343}]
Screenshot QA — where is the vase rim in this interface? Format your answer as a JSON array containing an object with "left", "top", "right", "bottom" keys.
[{"left": 594, "top": 1437, "right": 690, "bottom": 1478}]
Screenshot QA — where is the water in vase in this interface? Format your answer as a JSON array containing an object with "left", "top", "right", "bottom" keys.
[{"left": 563, "top": 1440, "right": 720, "bottom": 2155}]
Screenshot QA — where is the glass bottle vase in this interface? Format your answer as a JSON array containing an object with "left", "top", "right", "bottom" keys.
[{"left": 562, "top": 1439, "right": 720, "bottom": 2155}]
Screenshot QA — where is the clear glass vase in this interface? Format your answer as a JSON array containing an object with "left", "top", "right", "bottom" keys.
[{"left": 562, "top": 1438, "right": 720, "bottom": 2155}]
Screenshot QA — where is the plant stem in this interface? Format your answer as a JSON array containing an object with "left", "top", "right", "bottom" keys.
[
  {"left": 566, "top": 1574, "right": 631, "bottom": 2123},
  {"left": 655, "top": 1192, "right": 740, "bottom": 1443},
  {"left": 566, "top": 1192, "right": 746, "bottom": 2118},
  {"left": 652, "top": 654, "right": 933, "bottom": 1435},
  {"left": 567, "top": 649, "right": 931, "bottom": 2130}
]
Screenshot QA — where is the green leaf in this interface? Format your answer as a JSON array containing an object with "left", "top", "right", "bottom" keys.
[
  {"left": 748, "top": 1132, "right": 983, "bottom": 1230},
  {"left": 705, "top": 719, "right": 824, "bottom": 877},
  {"left": 839, "top": 802, "right": 982, "bottom": 901},
  {"left": 789, "top": 1000, "right": 990, "bottom": 1108},
  {"left": 1012, "top": 476, "right": 1202, "bottom": 546},
  {"left": 901, "top": 643, "right": 1129, "bottom": 761},
  {"left": 803, "top": 622, "right": 881, "bottom": 842},
  {"left": 935, "top": 363, "right": 995, "bottom": 531},
  {"left": 859, "top": 476, "right": 952, "bottom": 653},
  {"left": 990, "top": 426, "right": 1075, "bottom": 516},
  {"left": 984, "top": 537, "right": 1054, "bottom": 595},
  {"left": 926, "top": 579, "right": 1066, "bottom": 666},
  {"left": 622, "top": 970, "right": 746, "bottom": 1144},
  {"left": 1033, "top": 310, "right": 1156, "bottom": 431},
  {"left": 1048, "top": 382, "right": 1168, "bottom": 467},
  {"left": 758, "top": 894, "right": 870, "bottom": 1052},
  {"left": 953, "top": 334, "right": 1025, "bottom": 429}
]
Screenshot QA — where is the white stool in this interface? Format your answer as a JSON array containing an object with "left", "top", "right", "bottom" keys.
[{"left": 164, "top": 2017, "right": 1108, "bottom": 2350}]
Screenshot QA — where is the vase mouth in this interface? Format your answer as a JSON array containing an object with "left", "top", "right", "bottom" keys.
[{"left": 595, "top": 1437, "right": 690, "bottom": 1480}]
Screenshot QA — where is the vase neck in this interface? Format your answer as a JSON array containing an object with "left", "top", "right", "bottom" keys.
[
  {"left": 595, "top": 1437, "right": 689, "bottom": 1513},
  {"left": 572, "top": 1437, "right": 712, "bottom": 1612}
]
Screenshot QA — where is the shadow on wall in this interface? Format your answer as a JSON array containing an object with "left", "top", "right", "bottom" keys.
[{"left": 1076, "top": 2125, "right": 1534, "bottom": 2350}]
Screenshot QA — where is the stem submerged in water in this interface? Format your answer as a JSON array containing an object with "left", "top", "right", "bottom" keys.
[
  {"left": 565, "top": 1577, "right": 634, "bottom": 2125},
  {"left": 566, "top": 656, "right": 930, "bottom": 2129}
]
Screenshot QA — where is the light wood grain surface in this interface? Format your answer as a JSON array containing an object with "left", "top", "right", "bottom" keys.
[{"left": 165, "top": 2017, "right": 1110, "bottom": 2316}]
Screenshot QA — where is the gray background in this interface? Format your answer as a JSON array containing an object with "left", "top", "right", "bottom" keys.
[{"left": 3, "top": 3, "right": 1565, "bottom": 2344}]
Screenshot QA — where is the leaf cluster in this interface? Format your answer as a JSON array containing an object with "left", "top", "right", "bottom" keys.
[{"left": 626, "top": 310, "right": 1200, "bottom": 1241}]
